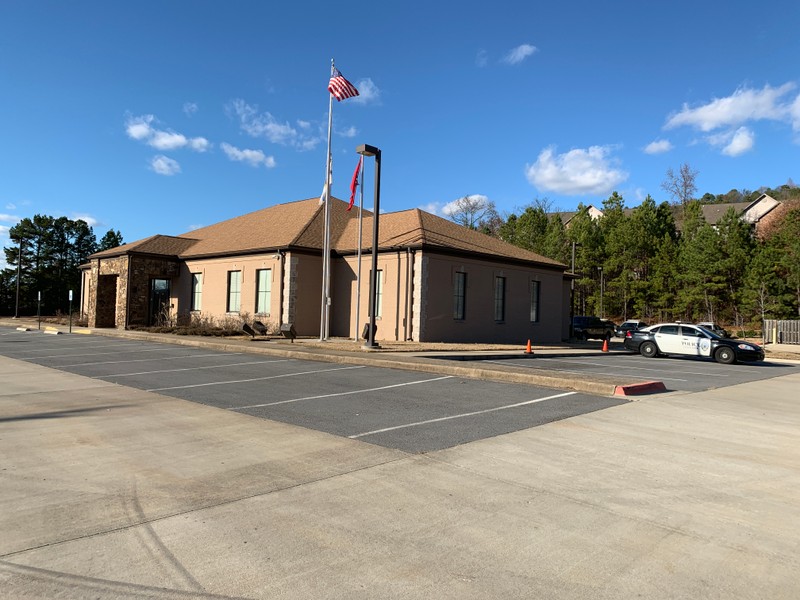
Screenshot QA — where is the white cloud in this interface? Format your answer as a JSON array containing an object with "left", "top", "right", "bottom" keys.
[
  {"left": 150, "top": 155, "right": 181, "bottom": 176},
  {"left": 441, "top": 195, "right": 491, "bottom": 217},
  {"left": 665, "top": 83, "right": 796, "bottom": 132},
  {"left": 0, "top": 213, "right": 20, "bottom": 222},
  {"left": 187, "top": 224, "right": 204, "bottom": 231},
  {"left": 220, "top": 142, "right": 276, "bottom": 169},
  {"left": 228, "top": 99, "right": 321, "bottom": 150},
  {"left": 418, "top": 202, "right": 446, "bottom": 216},
  {"left": 125, "top": 114, "right": 210, "bottom": 152},
  {"left": 71, "top": 213, "right": 99, "bottom": 227},
  {"left": 5, "top": 203, "right": 16, "bottom": 210},
  {"left": 525, "top": 145, "right": 629, "bottom": 195},
  {"left": 791, "top": 94, "right": 800, "bottom": 133},
  {"left": 708, "top": 126, "right": 755, "bottom": 157},
  {"left": 183, "top": 102, "right": 198, "bottom": 116},
  {"left": 502, "top": 44, "right": 538, "bottom": 65},
  {"left": 338, "top": 125, "right": 358, "bottom": 138},
  {"left": 126, "top": 114, "right": 154, "bottom": 140},
  {"left": 350, "top": 78, "right": 381, "bottom": 105},
  {"left": 643, "top": 139, "right": 673, "bottom": 154},
  {"left": 476, "top": 49, "right": 488, "bottom": 68}
]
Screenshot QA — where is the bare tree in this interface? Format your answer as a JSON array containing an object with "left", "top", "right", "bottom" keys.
[
  {"left": 661, "top": 163, "right": 699, "bottom": 206},
  {"left": 444, "top": 195, "right": 498, "bottom": 230}
]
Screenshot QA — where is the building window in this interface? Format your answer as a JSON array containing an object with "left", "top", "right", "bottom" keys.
[
  {"left": 190, "top": 273, "right": 202, "bottom": 311},
  {"left": 227, "top": 270, "right": 241, "bottom": 312},
  {"left": 453, "top": 272, "right": 466, "bottom": 320},
  {"left": 376, "top": 269, "right": 384, "bottom": 318},
  {"left": 530, "top": 280, "right": 540, "bottom": 323},
  {"left": 494, "top": 276, "right": 506, "bottom": 322},
  {"left": 255, "top": 269, "right": 271, "bottom": 315}
]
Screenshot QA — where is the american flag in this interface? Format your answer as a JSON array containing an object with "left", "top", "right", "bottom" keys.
[{"left": 328, "top": 68, "right": 359, "bottom": 101}]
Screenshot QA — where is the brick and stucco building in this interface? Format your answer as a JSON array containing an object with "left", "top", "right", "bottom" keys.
[{"left": 81, "top": 197, "right": 571, "bottom": 343}]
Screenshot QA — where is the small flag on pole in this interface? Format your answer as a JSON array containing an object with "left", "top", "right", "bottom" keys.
[
  {"left": 348, "top": 156, "right": 363, "bottom": 211},
  {"left": 328, "top": 68, "right": 359, "bottom": 101}
]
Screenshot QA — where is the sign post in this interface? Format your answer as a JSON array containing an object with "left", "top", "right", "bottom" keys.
[
  {"left": 68, "top": 290, "right": 73, "bottom": 333},
  {"left": 37, "top": 291, "right": 41, "bottom": 330}
]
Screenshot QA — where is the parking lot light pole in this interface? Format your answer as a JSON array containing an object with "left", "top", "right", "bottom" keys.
[
  {"left": 14, "top": 236, "right": 23, "bottom": 319},
  {"left": 598, "top": 266, "right": 604, "bottom": 319},
  {"left": 356, "top": 144, "right": 381, "bottom": 350}
]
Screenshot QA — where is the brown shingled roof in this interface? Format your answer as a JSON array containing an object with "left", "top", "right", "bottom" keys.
[
  {"left": 90, "top": 197, "right": 565, "bottom": 269},
  {"left": 90, "top": 234, "right": 198, "bottom": 259}
]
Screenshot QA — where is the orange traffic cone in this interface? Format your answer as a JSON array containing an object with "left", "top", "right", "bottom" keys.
[
  {"left": 602, "top": 338, "right": 609, "bottom": 353},
  {"left": 525, "top": 339, "right": 533, "bottom": 355}
]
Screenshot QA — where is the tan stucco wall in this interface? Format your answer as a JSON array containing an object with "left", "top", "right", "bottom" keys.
[
  {"left": 331, "top": 250, "right": 414, "bottom": 341},
  {"left": 417, "top": 251, "right": 566, "bottom": 344},
  {"left": 178, "top": 253, "right": 285, "bottom": 331}
]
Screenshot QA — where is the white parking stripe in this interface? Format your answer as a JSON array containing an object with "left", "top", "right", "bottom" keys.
[
  {"left": 349, "top": 391, "right": 577, "bottom": 439},
  {"left": 22, "top": 347, "right": 177, "bottom": 360},
  {"left": 11, "top": 342, "right": 149, "bottom": 353},
  {"left": 96, "top": 359, "right": 289, "bottom": 378},
  {"left": 534, "top": 357, "right": 729, "bottom": 377},
  {"left": 228, "top": 375, "right": 455, "bottom": 411},
  {"left": 481, "top": 360, "right": 689, "bottom": 383},
  {"left": 51, "top": 352, "right": 245, "bottom": 368},
  {"left": 146, "top": 365, "right": 366, "bottom": 392}
]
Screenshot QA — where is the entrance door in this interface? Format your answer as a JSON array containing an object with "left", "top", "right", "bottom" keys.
[{"left": 149, "top": 278, "right": 171, "bottom": 325}]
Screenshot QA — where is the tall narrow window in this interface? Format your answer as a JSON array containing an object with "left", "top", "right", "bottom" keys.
[
  {"left": 530, "top": 280, "right": 540, "bottom": 323},
  {"left": 453, "top": 272, "right": 466, "bottom": 320},
  {"left": 375, "top": 269, "right": 384, "bottom": 318},
  {"left": 494, "top": 276, "right": 506, "bottom": 322},
  {"left": 190, "top": 273, "right": 202, "bottom": 311},
  {"left": 227, "top": 270, "right": 241, "bottom": 313},
  {"left": 255, "top": 269, "right": 272, "bottom": 315}
]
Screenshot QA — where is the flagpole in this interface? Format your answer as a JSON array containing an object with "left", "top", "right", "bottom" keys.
[
  {"left": 319, "top": 59, "right": 335, "bottom": 341},
  {"left": 354, "top": 157, "right": 364, "bottom": 340}
]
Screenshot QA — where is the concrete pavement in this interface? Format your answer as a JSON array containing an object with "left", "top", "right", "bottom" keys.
[{"left": 1, "top": 338, "right": 799, "bottom": 598}]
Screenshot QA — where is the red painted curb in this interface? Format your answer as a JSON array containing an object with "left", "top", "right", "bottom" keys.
[{"left": 614, "top": 380, "right": 667, "bottom": 396}]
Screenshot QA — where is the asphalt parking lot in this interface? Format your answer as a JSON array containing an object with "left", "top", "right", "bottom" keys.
[
  {"left": 0, "top": 327, "right": 625, "bottom": 453},
  {"left": 458, "top": 347, "right": 798, "bottom": 392}
]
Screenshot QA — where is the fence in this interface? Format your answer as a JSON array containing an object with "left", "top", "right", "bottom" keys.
[{"left": 763, "top": 320, "right": 800, "bottom": 345}]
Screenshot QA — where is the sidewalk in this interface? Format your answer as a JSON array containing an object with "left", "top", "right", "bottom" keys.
[{"left": 1, "top": 345, "right": 799, "bottom": 598}]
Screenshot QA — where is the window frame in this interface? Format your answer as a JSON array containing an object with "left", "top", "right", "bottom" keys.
[
  {"left": 530, "top": 279, "right": 540, "bottom": 323},
  {"left": 190, "top": 273, "right": 202, "bottom": 312},
  {"left": 453, "top": 271, "right": 466, "bottom": 320},
  {"left": 494, "top": 275, "right": 506, "bottom": 322},
  {"left": 227, "top": 270, "right": 242, "bottom": 313},
  {"left": 255, "top": 268, "right": 272, "bottom": 315}
]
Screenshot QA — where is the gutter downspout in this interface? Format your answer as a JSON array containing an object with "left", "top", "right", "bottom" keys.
[
  {"left": 277, "top": 250, "right": 285, "bottom": 328},
  {"left": 124, "top": 254, "right": 132, "bottom": 330}
]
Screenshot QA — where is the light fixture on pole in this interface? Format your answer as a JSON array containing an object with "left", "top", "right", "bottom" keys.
[
  {"left": 356, "top": 143, "right": 381, "bottom": 350},
  {"left": 598, "top": 266, "right": 604, "bottom": 319}
]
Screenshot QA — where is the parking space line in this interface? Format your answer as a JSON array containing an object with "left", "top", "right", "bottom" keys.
[
  {"left": 228, "top": 375, "right": 455, "bottom": 411},
  {"left": 146, "top": 365, "right": 366, "bottom": 392},
  {"left": 10, "top": 342, "right": 149, "bottom": 354},
  {"left": 481, "top": 360, "right": 689, "bottom": 382},
  {"left": 349, "top": 391, "right": 577, "bottom": 439},
  {"left": 535, "top": 357, "right": 729, "bottom": 377},
  {"left": 51, "top": 352, "right": 245, "bottom": 368},
  {"left": 21, "top": 347, "right": 179, "bottom": 361},
  {"left": 96, "top": 359, "right": 289, "bottom": 378}
]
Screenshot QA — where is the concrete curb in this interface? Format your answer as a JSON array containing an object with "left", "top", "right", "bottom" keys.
[{"left": 614, "top": 380, "right": 668, "bottom": 396}]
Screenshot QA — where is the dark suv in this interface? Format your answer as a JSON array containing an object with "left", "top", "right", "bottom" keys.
[{"left": 572, "top": 315, "right": 616, "bottom": 341}]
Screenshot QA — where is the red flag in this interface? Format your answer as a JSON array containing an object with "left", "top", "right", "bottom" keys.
[
  {"left": 348, "top": 156, "right": 362, "bottom": 211},
  {"left": 328, "top": 68, "right": 359, "bottom": 101}
]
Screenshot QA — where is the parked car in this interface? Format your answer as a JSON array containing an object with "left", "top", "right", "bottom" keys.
[
  {"left": 572, "top": 315, "right": 616, "bottom": 341},
  {"left": 696, "top": 322, "right": 728, "bottom": 337},
  {"left": 623, "top": 323, "right": 764, "bottom": 364},
  {"left": 616, "top": 320, "right": 648, "bottom": 338}
]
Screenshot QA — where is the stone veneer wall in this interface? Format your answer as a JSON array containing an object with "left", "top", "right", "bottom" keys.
[
  {"left": 88, "top": 256, "right": 129, "bottom": 328},
  {"left": 127, "top": 256, "right": 180, "bottom": 327},
  {"left": 87, "top": 254, "right": 180, "bottom": 328},
  {"left": 284, "top": 254, "right": 299, "bottom": 326}
]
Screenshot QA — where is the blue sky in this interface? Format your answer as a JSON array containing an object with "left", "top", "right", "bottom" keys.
[{"left": 2, "top": 0, "right": 799, "bottom": 266}]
